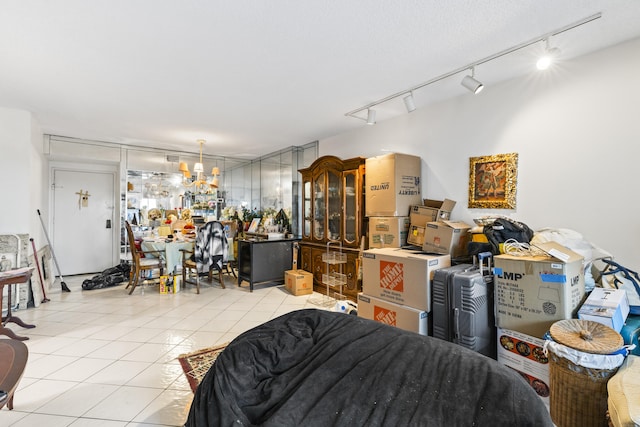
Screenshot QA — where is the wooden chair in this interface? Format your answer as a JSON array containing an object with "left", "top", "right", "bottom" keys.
[
  {"left": 124, "top": 221, "right": 165, "bottom": 295},
  {"left": 181, "top": 221, "right": 229, "bottom": 293},
  {"left": 0, "top": 338, "right": 28, "bottom": 410},
  {"left": 181, "top": 248, "right": 228, "bottom": 293}
]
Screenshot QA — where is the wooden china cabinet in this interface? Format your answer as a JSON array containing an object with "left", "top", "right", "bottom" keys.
[{"left": 298, "top": 155, "right": 366, "bottom": 301}]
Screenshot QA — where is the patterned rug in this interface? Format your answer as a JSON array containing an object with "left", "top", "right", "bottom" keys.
[{"left": 178, "top": 343, "right": 229, "bottom": 393}]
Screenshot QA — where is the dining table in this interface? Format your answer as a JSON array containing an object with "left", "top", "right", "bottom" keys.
[
  {"left": 0, "top": 267, "right": 36, "bottom": 340},
  {"left": 140, "top": 238, "right": 195, "bottom": 276},
  {"left": 141, "top": 236, "right": 236, "bottom": 291}
]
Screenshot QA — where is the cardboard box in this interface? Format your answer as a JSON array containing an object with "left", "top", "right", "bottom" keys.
[
  {"left": 358, "top": 293, "right": 430, "bottom": 335},
  {"left": 365, "top": 153, "right": 422, "bottom": 216},
  {"left": 407, "top": 225, "right": 425, "bottom": 246},
  {"left": 369, "top": 216, "right": 410, "bottom": 248},
  {"left": 362, "top": 247, "right": 450, "bottom": 311},
  {"left": 422, "top": 220, "right": 472, "bottom": 258},
  {"left": 578, "top": 287, "right": 630, "bottom": 332},
  {"left": 494, "top": 241, "right": 585, "bottom": 338},
  {"left": 497, "top": 328, "right": 550, "bottom": 409},
  {"left": 285, "top": 269, "right": 313, "bottom": 296},
  {"left": 410, "top": 199, "right": 456, "bottom": 227}
]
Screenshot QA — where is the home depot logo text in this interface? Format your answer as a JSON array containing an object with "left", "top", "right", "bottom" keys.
[
  {"left": 380, "top": 260, "right": 403, "bottom": 292},
  {"left": 374, "top": 306, "right": 397, "bottom": 326}
]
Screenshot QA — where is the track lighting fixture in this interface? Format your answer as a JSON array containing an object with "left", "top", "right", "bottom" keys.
[
  {"left": 536, "top": 38, "right": 561, "bottom": 70},
  {"left": 461, "top": 67, "right": 484, "bottom": 94},
  {"left": 366, "top": 109, "right": 376, "bottom": 125},
  {"left": 344, "top": 13, "right": 601, "bottom": 125},
  {"left": 403, "top": 92, "right": 416, "bottom": 112}
]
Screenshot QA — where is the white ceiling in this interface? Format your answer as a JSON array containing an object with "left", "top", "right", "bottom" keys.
[{"left": 2, "top": 1, "right": 640, "bottom": 159}]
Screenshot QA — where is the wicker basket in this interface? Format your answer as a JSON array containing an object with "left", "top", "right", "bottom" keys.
[{"left": 548, "top": 319, "right": 624, "bottom": 427}]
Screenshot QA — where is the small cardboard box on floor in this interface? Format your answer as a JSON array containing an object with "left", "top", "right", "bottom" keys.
[
  {"left": 409, "top": 199, "right": 457, "bottom": 227},
  {"left": 497, "top": 327, "right": 550, "bottom": 409},
  {"left": 362, "top": 247, "right": 450, "bottom": 311},
  {"left": 369, "top": 216, "right": 410, "bottom": 248},
  {"left": 285, "top": 269, "right": 313, "bottom": 296},
  {"left": 422, "top": 220, "right": 472, "bottom": 259},
  {"left": 358, "top": 293, "right": 430, "bottom": 335},
  {"left": 494, "top": 241, "right": 585, "bottom": 338},
  {"left": 365, "top": 153, "right": 422, "bottom": 217}
]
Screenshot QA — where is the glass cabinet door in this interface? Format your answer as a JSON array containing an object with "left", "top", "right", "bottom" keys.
[
  {"left": 327, "top": 170, "right": 341, "bottom": 241},
  {"left": 313, "top": 173, "right": 325, "bottom": 240},
  {"left": 344, "top": 171, "right": 357, "bottom": 244},
  {"left": 303, "top": 181, "right": 311, "bottom": 238}
]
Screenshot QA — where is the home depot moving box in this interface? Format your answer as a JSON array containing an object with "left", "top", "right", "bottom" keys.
[
  {"left": 358, "top": 293, "right": 430, "bottom": 335},
  {"left": 285, "top": 269, "right": 313, "bottom": 296},
  {"left": 422, "top": 220, "right": 472, "bottom": 258},
  {"left": 497, "top": 327, "right": 550, "bottom": 409},
  {"left": 369, "top": 216, "right": 410, "bottom": 248},
  {"left": 409, "top": 199, "right": 457, "bottom": 227},
  {"left": 494, "top": 241, "right": 585, "bottom": 338},
  {"left": 362, "top": 247, "right": 450, "bottom": 311},
  {"left": 365, "top": 153, "right": 422, "bottom": 216}
]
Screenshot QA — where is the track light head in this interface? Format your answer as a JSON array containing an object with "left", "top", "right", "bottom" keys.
[
  {"left": 403, "top": 92, "right": 416, "bottom": 113},
  {"left": 537, "top": 39, "right": 561, "bottom": 70},
  {"left": 461, "top": 67, "right": 484, "bottom": 94},
  {"left": 366, "top": 109, "right": 376, "bottom": 125}
]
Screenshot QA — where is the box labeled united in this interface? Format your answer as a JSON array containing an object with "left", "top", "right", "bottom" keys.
[
  {"left": 365, "top": 153, "right": 422, "bottom": 216},
  {"left": 369, "top": 216, "right": 410, "bottom": 248},
  {"left": 362, "top": 247, "right": 450, "bottom": 311},
  {"left": 494, "top": 241, "right": 585, "bottom": 338},
  {"left": 358, "top": 293, "right": 430, "bottom": 335}
]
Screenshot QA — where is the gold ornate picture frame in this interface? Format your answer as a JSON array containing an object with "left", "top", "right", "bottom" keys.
[{"left": 468, "top": 153, "right": 518, "bottom": 209}]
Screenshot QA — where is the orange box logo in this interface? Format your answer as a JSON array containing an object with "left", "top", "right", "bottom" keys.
[
  {"left": 374, "top": 306, "right": 397, "bottom": 326},
  {"left": 380, "top": 260, "right": 403, "bottom": 292}
]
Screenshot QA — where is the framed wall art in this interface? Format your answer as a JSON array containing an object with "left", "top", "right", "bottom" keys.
[{"left": 468, "top": 152, "right": 518, "bottom": 209}]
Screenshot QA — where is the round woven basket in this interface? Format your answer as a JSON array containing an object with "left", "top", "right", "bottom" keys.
[{"left": 548, "top": 319, "right": 624, "bottom": 427}]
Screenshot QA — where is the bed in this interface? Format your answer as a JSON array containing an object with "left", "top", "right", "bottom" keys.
[{"left": 186, "top": 309, "right": 552, "bottom": 426}]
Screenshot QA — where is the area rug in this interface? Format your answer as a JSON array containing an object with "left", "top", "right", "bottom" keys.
[{"left": 178, "top": 343, "right": 229, "bottom": 393}]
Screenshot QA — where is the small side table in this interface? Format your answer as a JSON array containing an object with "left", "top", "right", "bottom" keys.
[
  {"left": 0, "top": 267, "right": 36, "bottom": 341},
  {"left": 0, "top": 338, "right": 29, "bottom": 410}
]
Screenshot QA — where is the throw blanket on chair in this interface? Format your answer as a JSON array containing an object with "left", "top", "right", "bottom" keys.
[
  {"left": 194, "top": 221, "right": 229, "bottom": 274},
  {"left": 186, "top": 309, "right": 553, "bottom": 427}
]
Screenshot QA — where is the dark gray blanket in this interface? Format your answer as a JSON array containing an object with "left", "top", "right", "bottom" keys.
[{"left": 186, "top": 309, "right": 552, "bottom": 426}]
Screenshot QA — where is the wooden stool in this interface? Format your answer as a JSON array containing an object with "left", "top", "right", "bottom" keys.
[{"left": 0, "top": 339, "right": 29, "bottom": 410}]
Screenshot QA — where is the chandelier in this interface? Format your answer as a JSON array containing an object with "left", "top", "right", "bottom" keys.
[{"left": 178, "top": 139, "right": 220, "bottom": 193}]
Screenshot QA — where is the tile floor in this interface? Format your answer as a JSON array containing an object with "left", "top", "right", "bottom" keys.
[{"left": 2, "top": 272, "right": 329, "bottom": 426}]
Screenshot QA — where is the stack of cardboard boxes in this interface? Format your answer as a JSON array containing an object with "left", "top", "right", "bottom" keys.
[
  {"left": 358, "top": 153, "right": 451, "bottom": 335},
  {"left": 493, "top": 241, "right": 587, "bottom": 409},
  {"left": 365, "top": 153, "right": 421, "bottom": 249}
]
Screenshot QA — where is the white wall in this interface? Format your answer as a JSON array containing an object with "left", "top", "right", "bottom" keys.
[
  {"left": 320, "top": 37, "right": 640, "bottom": 267},
  {"left": 0, "top": 107, "right": 46, "bottom": 245}
]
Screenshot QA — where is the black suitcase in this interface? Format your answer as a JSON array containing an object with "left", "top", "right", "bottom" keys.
[{"left": 432, "top": 252, "right": 496, "bottom": 358}]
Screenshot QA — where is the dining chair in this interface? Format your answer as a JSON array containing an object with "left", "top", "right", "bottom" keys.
[
  {"left": 124, "top": 221, "right": 165, "bottom": 295},
  {"left": 181, "top": 221, "right": 229, "bottom": 293},
  {"left": 0, "top": 338, "right": 28, "bottom": 410}
]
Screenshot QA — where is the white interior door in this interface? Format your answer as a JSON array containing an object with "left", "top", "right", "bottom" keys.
[{"left": 52, "top": 169, "right": 117, "bottom": 275}]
